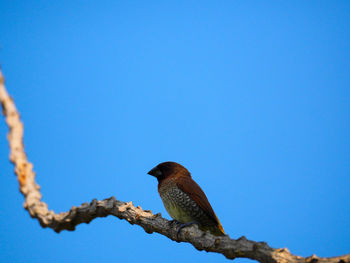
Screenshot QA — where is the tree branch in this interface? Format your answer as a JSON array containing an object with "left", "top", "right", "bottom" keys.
[{"left": 0, "top": 69, "right": 348, "bottom": 263}]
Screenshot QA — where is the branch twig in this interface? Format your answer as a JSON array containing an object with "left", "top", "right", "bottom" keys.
[{"left": 0, "top": 69, "right": 349, "bottom": 263}]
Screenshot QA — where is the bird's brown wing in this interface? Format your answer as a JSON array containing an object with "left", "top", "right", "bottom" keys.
[{"left": 176, "top": 175, "right": 225, "bottom": 235}]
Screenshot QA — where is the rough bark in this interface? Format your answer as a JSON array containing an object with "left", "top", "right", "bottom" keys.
[{"left": 0, "top": 69, "right": 349, "bottom": 263}]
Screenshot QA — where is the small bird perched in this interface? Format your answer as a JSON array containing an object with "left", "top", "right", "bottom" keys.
[{"left": 148, "top": 161, "right": 225, "bottom": 236}]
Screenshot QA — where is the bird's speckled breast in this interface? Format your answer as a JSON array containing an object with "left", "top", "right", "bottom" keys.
[{"left": 158, "top": 178, "right": 203, "bottom": 223}]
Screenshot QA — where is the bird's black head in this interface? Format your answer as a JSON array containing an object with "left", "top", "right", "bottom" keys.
[{"left": 148, "top": 161, "right": 190, "bottom": 182}]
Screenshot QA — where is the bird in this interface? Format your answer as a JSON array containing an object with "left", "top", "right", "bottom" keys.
[{"left": 148, "top": 161, "right": 225, "bottom": 236}]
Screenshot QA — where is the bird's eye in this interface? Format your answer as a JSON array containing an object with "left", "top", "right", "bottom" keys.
[{"left": 155, "top": 169, "right": 163, "bottom": 176}]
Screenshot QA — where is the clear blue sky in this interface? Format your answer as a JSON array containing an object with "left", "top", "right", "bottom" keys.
[{"left": 0, "top": 1, "right": 349, "bottom": 262}]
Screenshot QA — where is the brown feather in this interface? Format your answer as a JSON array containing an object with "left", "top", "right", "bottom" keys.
[{"left": 175, "top": 175, "right": 225, "bottom": 235}]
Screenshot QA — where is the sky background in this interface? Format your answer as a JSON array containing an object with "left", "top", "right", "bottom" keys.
[{"left": 0, "top": 1, "right": 349, "bottom": 262}]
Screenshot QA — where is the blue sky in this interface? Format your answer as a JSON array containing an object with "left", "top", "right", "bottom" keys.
[{"left": 0, "top": 1, "right": 349, "bottom": 262}]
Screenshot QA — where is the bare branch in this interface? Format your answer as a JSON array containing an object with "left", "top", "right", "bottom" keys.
[{"left": 0, "top": 69, "right": 348, "bottom": 263}]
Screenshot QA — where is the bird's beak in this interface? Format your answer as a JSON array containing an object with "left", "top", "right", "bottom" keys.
[{"left": 148, "top": 167, "right": 162, "bottom": 177}]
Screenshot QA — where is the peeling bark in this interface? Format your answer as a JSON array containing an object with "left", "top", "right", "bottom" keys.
[{"left": 0, "top": 69, "right": 349, "bottom": 263}]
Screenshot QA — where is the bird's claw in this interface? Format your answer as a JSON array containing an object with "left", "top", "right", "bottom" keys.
[{"left": 176, "top": 222, "right": 198, "bottom": 239}]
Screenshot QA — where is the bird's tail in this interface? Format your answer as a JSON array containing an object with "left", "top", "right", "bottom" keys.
[{"left": 200, "top": 223, "right": 226, "bottom": 236}]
